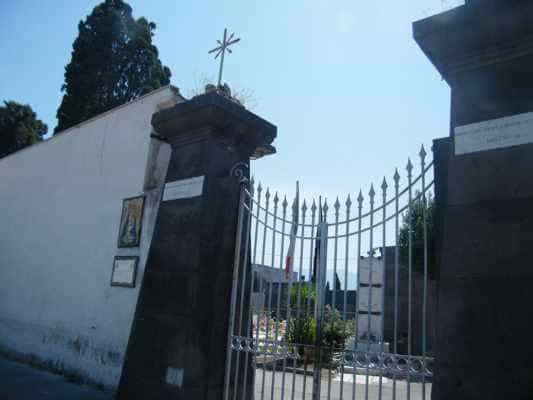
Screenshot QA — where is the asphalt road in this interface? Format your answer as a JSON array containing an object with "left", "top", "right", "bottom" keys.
[{"left": 0, "top": 357, "right": 112, "bottom": 400}]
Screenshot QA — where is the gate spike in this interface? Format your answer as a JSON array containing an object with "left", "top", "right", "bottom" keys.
[
  {"left": 311, "top": 199, "right": 317, "bottom": 213},
  {"left": 282, "top": 195, "right": 288, "bottom": 209},
  {"left": 393, "top": 168, "right": 400, "bottom": 185},
  {"left": 345, "top": 194, "right": 352, "bottom": 209},
  {"left": 323, "top": 199, "right": 329, "bottom": 215},
  {"left": 419, "top": 144, "right": 427, "bottom": 161},
  {"left": 381, "top": 177, "right": 388, "bottom": 192},
  {"left": 369, "top": 184, "right": 376, "bottom": 199},
  {"left": 334, "top": 197, "right": 341, "bottom": 213},
  {"left": 257, "top": 181, "right": 263, "bottom": 193},
  {"left": 273, "top": 192, "right": 279, "bottom": 205},
  {"left": 406, "top": 158, "right": 413, "bottom": 175},
  {"left": 302, "top": 199, "right": 307, "bottom": 213},
  {"left": 265, "top": 188, "right": 270, "bottom": 199},
  {"left": 357, "top": 190, "right": 364, "bottom": 206}
]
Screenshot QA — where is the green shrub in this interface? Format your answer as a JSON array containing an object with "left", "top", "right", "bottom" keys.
[
  {"left": 287, "top": 315, "right": 316, "bottom": 345},
  {"left": 322, "top": 305, "right": 355, "bottom": 348}
]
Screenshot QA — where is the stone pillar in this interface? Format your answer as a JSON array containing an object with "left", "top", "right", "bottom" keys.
[
  {"left": 116, "top": 92, "right": 276, "bottom": 400},
  {"left": 414, "top": 2, "right": 533, "bottom": 398}
]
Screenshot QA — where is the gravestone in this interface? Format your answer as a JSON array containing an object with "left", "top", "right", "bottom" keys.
[
  {"left": 414, "top": 1, "right": 533, "bottom": 398},
  {"left": 116, "top": 91, "right": 276, "bottom": 399}
]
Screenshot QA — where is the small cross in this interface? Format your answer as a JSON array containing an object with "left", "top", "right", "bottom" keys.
[{"left": 208, "top": 28, "right": 241, "bottom": 88}]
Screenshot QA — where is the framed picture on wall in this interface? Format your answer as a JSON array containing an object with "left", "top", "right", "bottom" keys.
[
  {"left": 111, "top": 256, "right": 138, "bottom": 288},
  {"left": 117, "top": 195, "right": 145, "bottom": 248}
]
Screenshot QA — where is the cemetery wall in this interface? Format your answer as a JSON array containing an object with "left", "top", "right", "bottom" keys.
[{"left": 0, "top": 86, "right": 182, "bottom": 388}]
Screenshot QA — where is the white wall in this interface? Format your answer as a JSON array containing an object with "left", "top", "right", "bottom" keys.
[{"left": 0, "top": 86, "right": 182, "bottom": 388}]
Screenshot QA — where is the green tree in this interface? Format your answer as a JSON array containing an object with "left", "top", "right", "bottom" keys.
[
  {"left": 55, "top": 0, "right": 171, "bottom": 133},
  {"left": 0, "top": 101, "right": 47, "bottom": 158},
  {"left": 399, "top": 192, "right": 437, "bottom": 279}
]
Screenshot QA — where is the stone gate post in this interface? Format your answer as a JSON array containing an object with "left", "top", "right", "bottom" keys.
[
  {"left": 116, "top": 91, "right": 276, "bottom": 399},
  {"left": 414, "top": 1, "right": 533, "bottom": 398}
]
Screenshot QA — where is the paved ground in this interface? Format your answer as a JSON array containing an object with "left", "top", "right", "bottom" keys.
[
  {"left": 0, "top": 357, "right": 112, "bottom": 400},
  {"left": 255, "top": 369, "right": 431, "bottom": 400},
  {"left": 0, "top": 356, "right": 430, "bottom": 400}
]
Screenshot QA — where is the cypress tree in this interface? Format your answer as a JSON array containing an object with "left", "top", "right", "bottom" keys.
[{"left": 55, "top": 0, "right": 171, "bottom": 133}]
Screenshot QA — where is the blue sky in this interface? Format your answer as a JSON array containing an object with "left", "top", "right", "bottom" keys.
[{"left": 0, "top": 0, "right": 463, "bottom": 203}]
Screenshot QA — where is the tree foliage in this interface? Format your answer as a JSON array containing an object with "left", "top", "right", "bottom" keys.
[
  {"left": 398, "top": 192, "right": 437, "bottom": 279},
  {"left": 55, "top": 0, "right": 171, "bottom": 133},
  {"left": 0, "top": 101, "right": 47, "bottom": 158}
]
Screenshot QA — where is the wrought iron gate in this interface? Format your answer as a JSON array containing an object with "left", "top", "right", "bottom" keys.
[{"left": 225, "top": 146, "right": 434, "bottom": 400}]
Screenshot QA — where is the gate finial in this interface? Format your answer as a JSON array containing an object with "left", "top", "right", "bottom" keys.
[
  {"left": 334, "top": 197, "right": 341, "bottom": 215},
  {"left": 393, "top": 168, "right": 400, "bottom": 186},
  {"left": 369, "top": 184, "right": 376, "bottom": 202},
  {"left": 345, "top": 194, "right": 352, "bottom": 209},
  {"left": 419, "top": 144, "right": 427, "bottom": 161},
  {"left": 406, "top": 158, "right": 414, "bottom": 176},
  {"left": 381, "top": 177, "right": 388, "bottom": 192}
]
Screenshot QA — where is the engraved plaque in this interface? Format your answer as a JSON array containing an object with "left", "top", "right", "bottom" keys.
[
  {"left": 455, "top": 112, "right": 533, "bottom": 155},
  {"left": 163, "top": 176, "right": 204, "bottom": 202},
  {"left": 111, "top": 256, "right": 138, "bottom": 288}
]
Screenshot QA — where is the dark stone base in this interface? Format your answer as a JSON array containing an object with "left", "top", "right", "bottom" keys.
[{"left": 432, "top": 138, "right": 533, "bottom": 400}]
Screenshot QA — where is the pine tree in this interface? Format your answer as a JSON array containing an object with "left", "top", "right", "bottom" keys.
[
  {"left": 55, "top": 0, "right": 171, "bottom": 133},
  {"left": 0, "top": 101, "right": 47, "bottom": 158}
]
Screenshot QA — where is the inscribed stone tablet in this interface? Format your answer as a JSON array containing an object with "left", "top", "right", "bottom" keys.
[
  {"left": 163, "top": 176, "right": 204, "bottom": 202},
  {"left": 455, "top": 112, "right": 533, "bottom": 155},
  {"left": 111, "top": 256, "right": 138, "bottom": 287}
]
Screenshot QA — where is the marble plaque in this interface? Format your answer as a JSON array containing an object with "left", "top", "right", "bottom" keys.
[
  {"left": 111, "top": 256, "right": 138, "bottom": 287},
  {"left": 163, "top": 176, "right": 204, "bottom": 202},
  {"left": 455, "top": 112, "right": 533, "bottom": 155}
]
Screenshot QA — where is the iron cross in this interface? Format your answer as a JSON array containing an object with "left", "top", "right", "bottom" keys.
[{"left": 208, "top": 28, "right": 241, "bottom": 87}]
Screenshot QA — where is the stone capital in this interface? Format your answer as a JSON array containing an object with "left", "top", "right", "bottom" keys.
[
  {"left": 151, "top": 92, "right": 276, "bottom": 159},
  {"left": 414, "top": 1, "right": 533, "bottom": 84}
]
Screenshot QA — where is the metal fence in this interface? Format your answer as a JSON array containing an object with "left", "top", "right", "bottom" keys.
[{"left": 225, "top": 146, "right": 434, "bottom": 400}]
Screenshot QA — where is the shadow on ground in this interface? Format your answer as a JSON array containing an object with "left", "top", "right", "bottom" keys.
[{"left": 0, "top": 357, "right": 112, "bottom": 400}]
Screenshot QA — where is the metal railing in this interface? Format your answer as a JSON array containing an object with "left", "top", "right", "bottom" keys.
[{"left": 225, "top": 145, "right": 435, "bottom": 400}]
